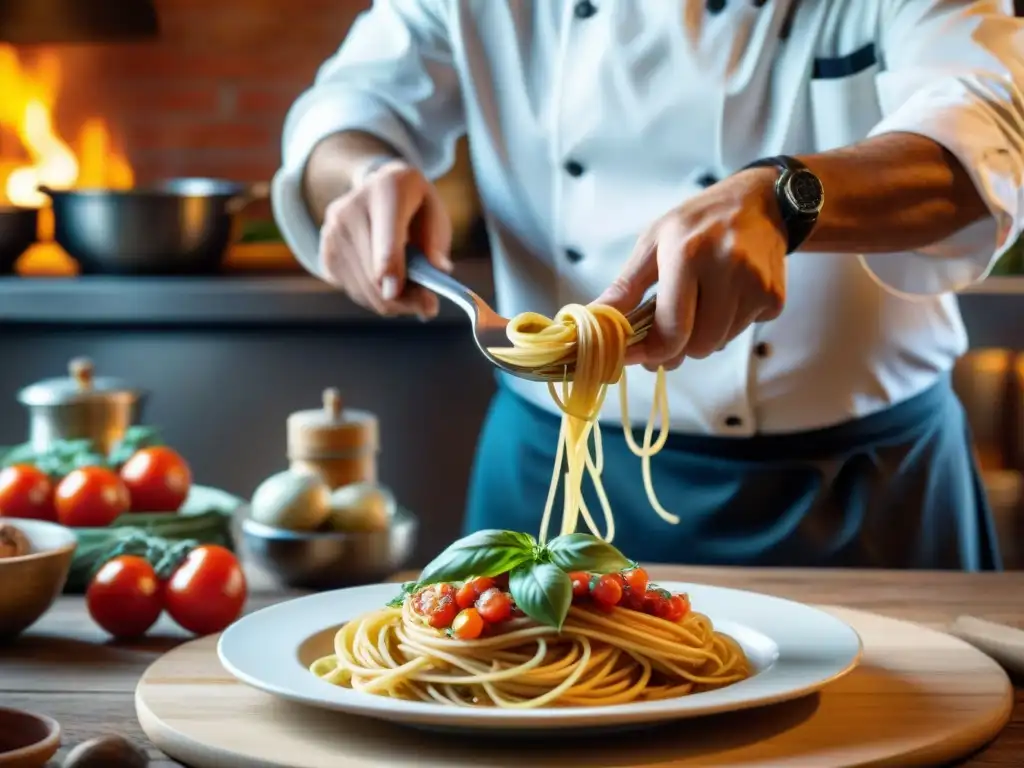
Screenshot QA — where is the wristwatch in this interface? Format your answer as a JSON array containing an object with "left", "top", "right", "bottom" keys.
[{"left": 741, "top": 155, "right": 824, "bottom": 254}]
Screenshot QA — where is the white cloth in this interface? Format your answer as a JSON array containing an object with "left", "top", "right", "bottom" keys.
[{"left": 272, "top": 0, "right": 1024, "bottom": 436}]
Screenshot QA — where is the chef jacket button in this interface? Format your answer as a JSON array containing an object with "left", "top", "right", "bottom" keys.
[
  {"left": 706, "top": 0, "right": 726, "bottom": 13},
  {"left": 697, "top": 173, "right": 718, "bottom": 188},
  {"left": 564, "top": 160, "right": 585, "bottom": 177},
  {"left": 751, "top": 0, "right": 767, "bottom": 6},
  {"left": 565, "top": 248, "right": 584, "bottom": 264},
  {"left": 754, "top": 341, "right": 771, "bottom": 358},
  {"left": 724, "top": 415, "right": 743, "bottom": 428},
  {"left": 574, "top": 0, "right": 597, "bottom": 19}
]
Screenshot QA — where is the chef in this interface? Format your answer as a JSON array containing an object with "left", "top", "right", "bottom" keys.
[{"left": 272, "top": 0, "right": 1024, "bottom": 569}]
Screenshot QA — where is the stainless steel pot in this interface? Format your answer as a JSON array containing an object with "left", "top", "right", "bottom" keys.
[
  {"left": 17, "top": 357, "right": 147, "bottom": 454},
  {"left": 39, "top": 178, "right": 269, "bottom": 275},
  {"left": 0, "top": 206, "right": 38, "bottom": 274}
]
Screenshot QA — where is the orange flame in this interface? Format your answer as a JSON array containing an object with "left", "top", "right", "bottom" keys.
[{"left": 0, "top": 44, "right": 133, "bottom": 216}]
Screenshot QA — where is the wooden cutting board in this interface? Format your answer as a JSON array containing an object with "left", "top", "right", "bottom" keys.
[{"left": 135, "top": 606, "right": 1013, "bottom": 767}]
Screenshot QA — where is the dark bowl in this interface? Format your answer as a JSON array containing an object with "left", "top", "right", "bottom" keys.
[
  {"left": 0, "top": 707, "right": 60, "bottom": 768},
  {"left": 0, "top": 207, "right": 38, "bottom": 275}
]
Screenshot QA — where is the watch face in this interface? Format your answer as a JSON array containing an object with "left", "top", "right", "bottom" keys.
[{"left": 785, "top": 169, "right": 824, "bottom": 215}]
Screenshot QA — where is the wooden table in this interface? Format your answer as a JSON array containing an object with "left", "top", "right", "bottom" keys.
[{"left": 3, "top": 566, "right": 1024, "bottom": 767}]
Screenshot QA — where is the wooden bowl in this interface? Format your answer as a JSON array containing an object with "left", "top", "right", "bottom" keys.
[
  {"left": 0, "top": 520, "right": 76, "bottom": 640},
  {"left": 0, "top": 707, "right": 60, "bottom": 767}
]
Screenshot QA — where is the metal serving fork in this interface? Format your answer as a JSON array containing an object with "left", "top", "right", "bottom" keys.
[{"left": 405, "top": 247, "right": 656, "bottom": 383}]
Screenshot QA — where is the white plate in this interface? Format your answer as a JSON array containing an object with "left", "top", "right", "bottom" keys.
[{"left": 217, "top": 582, "right": 862, "bottom": 732}]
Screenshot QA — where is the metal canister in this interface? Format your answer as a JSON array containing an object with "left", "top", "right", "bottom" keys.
[
  {"left": 17, "top": 357, "right": 147, "bottom": 454},
  {"left": 287, "top": 388, "right": 379, "bottom": 489}
]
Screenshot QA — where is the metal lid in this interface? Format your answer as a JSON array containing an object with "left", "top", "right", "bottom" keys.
[{"left": 17, "top": 357, "right": 145, "bottom": 407}]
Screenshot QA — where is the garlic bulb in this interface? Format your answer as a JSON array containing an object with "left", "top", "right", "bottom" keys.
[
  {"left": 326, "top": 482, "right": 394, "bottom": 533},
  {"left": 250, "top": 470, "right": 331, "bottom": 531}
]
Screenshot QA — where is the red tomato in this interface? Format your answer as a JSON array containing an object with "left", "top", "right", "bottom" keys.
[
  {"left": 415, "top": 584, "right": 459, "bottom": 629},
  {"left": 455, "top": 576, "right": 495, "bottom": 610},
  {"left": 55, "top": 467, "right": 130, "bottom": 528},
  {"left": 591, "top": 574, "right": 623, "bottom": 608},
  {"left": 666, "top": 594, "right": 691, "bottom": 622},
  {"left": 120, "top": 446, "right": 192, "bottom": 512},
  {"left": 492, "top": 572, "right": 510, "bottom": 590},
  {"left": 164, "top": 545, "right": 246, "bottom": 636},
  {"left": 476, "top": 588, "right": 513, "bottom": 623},
  {"left": 87, "top": 555, "right": 163, "bottom": 639},
  {"left": 642, "top": 589, "right": 671, "bottom": 619},
  {"left": 451, "top": 608, "right": 485, "bottom": 639},
  {"left": 622, "top": 567, "right": 648, "bottom": 595},
  {"left": 569, "top": 572, "right": 591, "bottom": 599},
  {"left": 0, "top": 465, "right": 56, "bottom": 521}
]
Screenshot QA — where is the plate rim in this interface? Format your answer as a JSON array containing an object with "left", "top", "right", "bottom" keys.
[{"left": 217, "top": 581, "right": 863, "bottom": 728}]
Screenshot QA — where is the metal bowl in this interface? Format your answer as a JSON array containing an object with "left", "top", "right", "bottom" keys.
[
  {"left": 39, "top": 178, "right": 267, "bottom": 276},
  {"left": 241, "top": 509, "right": 418, "bottom": 591},
  {"left": 0, "top": 206, "right": 38, "bottom": 274}
]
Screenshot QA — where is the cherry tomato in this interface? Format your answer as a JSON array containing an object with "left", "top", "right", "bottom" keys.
[
  {"left": 492, "top": 572, "right": 510, "bottom": 590},
  {"left": 0, "top": 465, "right": 56, "bottom": 521},
  {"left": 451, "top": 608, "right": 485, "bottom": 639},
  {"left": 87, "top": 555, "right": 163, "bottom": 639},
  {"left": 665, "top": 594, "right": 691, "bottom": 622},
  {"left": 455, "top": 576, "right": 495, "bottom": 610},
  {"left": 55, "top": 467, "right": 130, "bottom": 528},
  {"left": 622, "top": 567, "right": 648, "bottom": 595},
  {"left": 476, "top": 588, "right": 513, "bottom": 623},
  {"left": 416, "top": 583, "right": 459, "bottom": 629},
  {"left": 120, "top": 446, "right": 192, "bottom": 512},
  {"left": 164, "top": 545, "right": 246, "bottom": 635},
  {"left": 591, "top": 574, "right": 623, "bottom": 608},
  {"left": 642, "top": 588, "right": 671, "bottom": 619},
  {"left": 569, "top": 572, "right": 590, "bottom": 599}
]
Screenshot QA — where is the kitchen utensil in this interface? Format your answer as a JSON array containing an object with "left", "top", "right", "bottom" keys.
[
  {"left": 136, "top": 605, "right": 1012, "bottom": 767},
  {"left": 949, "top": 615, "right": 1024, "bottom": 677},
  {"left": 0, "top": 707, "right": 60, "bottom": 768},
  {"left": 39, "top": 178, "right": 269, "bottom": 275},
  {"left": 241, "top": 507, "right": 417, "bottom": 590},
  {"left": 0, "top": 207, "right": 37, "bottom": 275},
  {"left": 0, "top": 519, "right": 76, "bottom": 639},
  {"left": 406, "top": 248, "right": 657, "bottom": 383},
  {"left": 17, "top": 357, "right": 147, "bottom": 455},
  {"left": 287, "top": 388, "right": 379, "bottom": 489}
]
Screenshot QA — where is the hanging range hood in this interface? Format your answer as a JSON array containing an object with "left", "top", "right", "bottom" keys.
[{"left": 0, "top": 0, "right": 159, "bottom": 44}]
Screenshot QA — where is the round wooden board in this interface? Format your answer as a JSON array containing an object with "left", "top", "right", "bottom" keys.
[{"left": 136, "top": 606, "right": 1013, "bottom": 768}]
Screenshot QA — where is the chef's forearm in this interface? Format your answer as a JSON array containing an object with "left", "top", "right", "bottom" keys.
[
  {"left": 301, "top": 131, "right": 402, "bottom": 226},
  {"left": 798, "top": 132, "right": 991, "bottom": 254}
]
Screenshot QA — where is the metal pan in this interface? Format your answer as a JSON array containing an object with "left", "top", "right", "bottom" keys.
[
  {"left": 39, "top": 178, "right": 269, "bottom": 275},
  {"left": 0, "top": 206, "right": 39, "bottom": 275}
]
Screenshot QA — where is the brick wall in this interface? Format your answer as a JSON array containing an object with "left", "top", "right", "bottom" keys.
[{"left": 12, "top": 0, "right": 370, "bottom": 186}]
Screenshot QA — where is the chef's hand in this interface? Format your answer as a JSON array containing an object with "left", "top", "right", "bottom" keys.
[
  {"left": 318, "top": 159, "right": 453, "bottom": 320},
  {"left": 596, "top": 168, "right": 787, "bottom": 371}
]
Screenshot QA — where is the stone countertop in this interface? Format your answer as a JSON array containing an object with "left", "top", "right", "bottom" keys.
[{"left": 0, "top": 262, "right": 1022, "bottom": 349}]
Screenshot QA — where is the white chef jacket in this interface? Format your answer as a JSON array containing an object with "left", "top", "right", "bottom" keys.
[{"left": 272, "top": 0, "right": 1024, "bottom": 437}]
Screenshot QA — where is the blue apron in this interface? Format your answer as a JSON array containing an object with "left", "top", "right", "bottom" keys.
[{"left": 463, "top": 374, "right": 1002, "bottom": 570}]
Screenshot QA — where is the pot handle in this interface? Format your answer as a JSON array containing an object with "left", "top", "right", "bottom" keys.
[
  {"left": 36, "top": 185, "right": 57, "bottom": 198},
  {"left": 226, "top": 181, "right": 270, "bottom": 216}
]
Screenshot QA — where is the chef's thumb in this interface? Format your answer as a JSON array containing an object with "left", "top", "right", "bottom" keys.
[{"left": 595, "top": 271, "right": 651, "bottom": 314}]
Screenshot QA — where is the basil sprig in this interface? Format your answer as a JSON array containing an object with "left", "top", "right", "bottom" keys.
[
  {"left": 416, "top": 529, "right": 536, "bottom": 586},
  {"left": 396, "top": 530, "right": 631, "bottom": 630},
  {"left": 546, "top": 533, "right": 631, "bottom": 573}
]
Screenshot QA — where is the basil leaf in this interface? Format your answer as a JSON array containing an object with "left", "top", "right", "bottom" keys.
[
  {"left": 546, "top": 533, "right": 630, "bottom": 573},
  {"left": 385, "top": 581, "right": 418, "bottom": 608},
  {"left": 509, "top": 562, "right": 573, "bottom": 630},
  {"left": 416, "top": 529, "right": 534, "bottom": 586}
]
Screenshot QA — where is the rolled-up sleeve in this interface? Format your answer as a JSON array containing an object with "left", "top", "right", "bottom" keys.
[
  {"left": 271, "top": 0, "right": 465, "bottom": 275},
  {"left": 859, "top": 0, "right": 1024, "bottom": 297}
]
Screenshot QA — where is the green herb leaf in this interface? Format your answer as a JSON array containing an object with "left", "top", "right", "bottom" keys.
[
  {"left": 416, "top": 529, "right": 535, "bottom": 586},
  {"left": 385, "top": 581, "right": 418, "bottom": 608},
  {"left": 509, "top": 561, "right": 573, "bottom": 630},
  {"left": 546, "top": 533, "right": 630, "bottom": 574}
]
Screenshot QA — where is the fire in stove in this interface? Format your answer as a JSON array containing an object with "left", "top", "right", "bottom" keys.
[{"left": 0, "top": 43, "right": 133, "bottom": 232}]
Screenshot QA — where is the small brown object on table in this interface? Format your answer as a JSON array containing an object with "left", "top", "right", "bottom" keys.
[{"left": 2, "top": 566, "right": 1024, "bottom": 767}]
